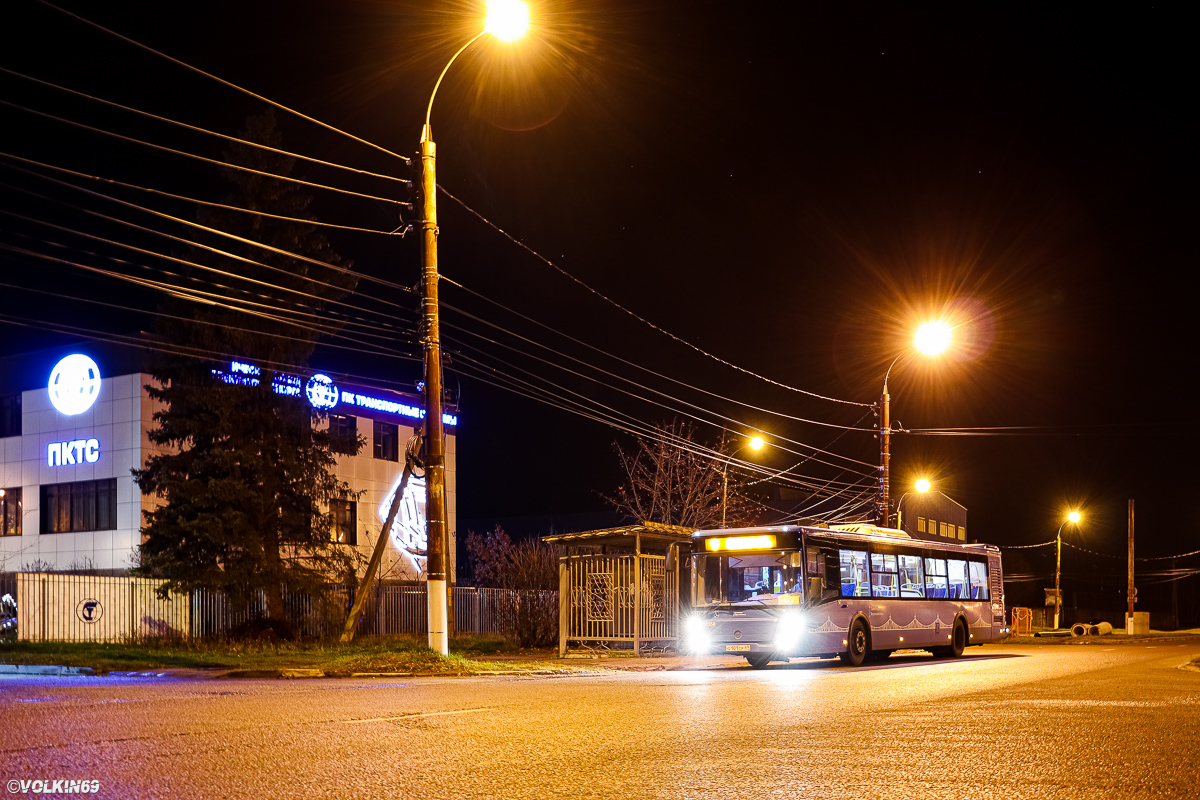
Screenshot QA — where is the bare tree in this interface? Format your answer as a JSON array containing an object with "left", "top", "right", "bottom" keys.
[{"left": 606, "top": 420, "right": 760, "bottom": 529}]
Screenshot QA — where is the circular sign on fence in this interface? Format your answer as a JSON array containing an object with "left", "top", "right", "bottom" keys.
[{"left": 75, "top": 598, "right": 104, "bottom": 624}]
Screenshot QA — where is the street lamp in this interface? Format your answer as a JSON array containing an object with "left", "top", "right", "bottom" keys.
[
  {"left": 894, "top": 477, "right": 931, "bottom": 531},
  {"left": 721, "top": 436, "right": 764, "bottom": 528},
  {"left": 1054, "top": 511, "right": 1082, "bottom": 629},
  {"left": 419, "top": 0, "right": 530, "bottom": 656},
  {"left": 878, "top": 321, "right": 952, "bottom": 527}
]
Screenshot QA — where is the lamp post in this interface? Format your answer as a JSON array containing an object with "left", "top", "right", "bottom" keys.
[
  {"left": 419, "top": 0, "right": 529, "bottom": 655},
  {"left": 878, "top": 321, "right": 951, "bottom": 527},
  {"left": 1054, "top": 510, "right": 1082, "bottom": 629},
  {"left": 721, "top": 436, "right": 764, "bottom": 528}
]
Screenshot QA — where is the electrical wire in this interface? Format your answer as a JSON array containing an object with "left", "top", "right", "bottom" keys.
[
  {"left": 440, "top": 274, "right": 877, "bottom": 432},
  {"left": 0, "top": 151, "right": 403, "bottom": 235},
  {"left": 0, "top": 211, "right": 418, "bottom": 327},
  {"left": 0, "top": 67, "right": 410, "bottom": 181},
  {"left": 34, "top": 0, "right": 410, "bottom": 164},
  {"left": 437, "top": 185, "right": 871, "bottom": 408},
  {"left": 0, "top": 99, "right": 406, "bottom": 206}
]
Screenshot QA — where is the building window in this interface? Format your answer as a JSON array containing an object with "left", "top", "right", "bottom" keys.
[
  {"left": 958, "top": 526, "right": 966, "bottom": 541},
  {"left": 331, "top": 498, "right": 357, "bottom": 545},
  {"left": 329, "top": 413, "right": 357, "bottom": 443},
  {"left": 916, "top": 517, "right": 925, "bottom": 533},
  {"left": 1, "top": 488, "right": 20, "bottom": 536},
  {"left": 40, "top": 479, "right": 117, "bottom": 533},
  {"left": 373, "top": 420, "right": 399, "bottom": 461},
  {"left": 0, "top": 394, "right": 19, "bottom": 438}
]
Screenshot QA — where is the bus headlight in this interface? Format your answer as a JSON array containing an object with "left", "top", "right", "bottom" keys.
[
  {"left": 686, "top": 615, "right": 710, "bottom": 652},
  {"left": 773, "top": 611, "right": 805, "bottom": 650}
]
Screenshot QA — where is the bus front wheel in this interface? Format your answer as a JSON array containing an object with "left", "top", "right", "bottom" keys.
[
  {"left": 839, "top": 619, "right": 869, "bottom": 666},
  {"left": 745, "top": 654, "right": 772, "bottom": 669}
]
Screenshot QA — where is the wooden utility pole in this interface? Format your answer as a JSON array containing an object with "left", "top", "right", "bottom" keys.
[
  {"left": 878, "top": 381, "right": 890, "bottom": 527},
  {"left": 419, "top": 128, "right": 450, "bottom": 656},
  {"left": 1127, "top": 499, "right": 1135, "bottom": 618}
]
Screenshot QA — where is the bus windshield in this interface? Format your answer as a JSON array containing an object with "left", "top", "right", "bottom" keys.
[{"left": 698, "top": 552, "right": 801, "bottom": 606}]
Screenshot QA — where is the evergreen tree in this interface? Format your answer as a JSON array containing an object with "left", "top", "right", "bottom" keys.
[{"left": 134, "top": 111, "right": 363, "bottom": 620}]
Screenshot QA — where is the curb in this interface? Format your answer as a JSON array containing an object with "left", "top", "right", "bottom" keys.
[
  {"left": 0, "top": 663, "right": 96, "bottom": 677},
  {"left": 220, "top": 668, "right": 325, "bottom": 679}
]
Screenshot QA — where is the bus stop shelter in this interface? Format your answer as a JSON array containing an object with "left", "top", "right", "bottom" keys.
[{"left": 543, "top": 522, "right": 693, "bottom": 657}]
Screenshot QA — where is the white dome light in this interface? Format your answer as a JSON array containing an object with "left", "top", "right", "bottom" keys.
[{"left": 48, "top": 354, "right": 102, "bottom": 416}]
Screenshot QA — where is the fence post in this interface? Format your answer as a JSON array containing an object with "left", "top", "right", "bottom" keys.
[{"left": 558, "top": 559, "right": 569, "bottom": 657}]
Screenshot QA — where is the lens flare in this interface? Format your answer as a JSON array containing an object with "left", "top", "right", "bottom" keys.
[
  {"left": 484, "top": 0, "right": 530, "bottom": 41},
  {"left": 914, "top": 321, "right": 952, "bottom": 356}
]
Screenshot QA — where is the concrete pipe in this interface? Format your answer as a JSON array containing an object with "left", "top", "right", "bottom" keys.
[
  {"left": 1070, "top": 622, "right": 1089, "bottom": 637},
  {"left": 1089, "top": 621, "right": 1114, "bottom": 636}
]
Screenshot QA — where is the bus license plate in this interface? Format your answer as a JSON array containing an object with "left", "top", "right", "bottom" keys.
[{"left": 725, "top": 644, "right": 751, "bottom": 652}]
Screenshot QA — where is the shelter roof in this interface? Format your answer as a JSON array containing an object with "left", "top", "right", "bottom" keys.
[{"left": 541, "top": 521, "right": 693, "bottom": 552}]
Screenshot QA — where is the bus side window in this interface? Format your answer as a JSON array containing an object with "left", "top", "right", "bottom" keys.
[
  {"left": 968, "top": 561, "right": 989, "bottom": 600},
  {"left": 839, "top": 549, "right": 868, "bottom": 597},
  {"left": 924, "top": 558, "right": 948, "bottom": 598},
  {"left": 870, "top": 553, "right": 898, "bottom": 598},
  {"left": 947, "top": 559, "right": 968, "bottom": 599},
  {"left": 898, "top": 554, "right": 924, "bottom": 597}
]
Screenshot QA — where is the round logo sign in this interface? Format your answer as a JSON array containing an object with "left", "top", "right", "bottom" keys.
[
  {"left": 305, "top": 373, "right": 339, "bottom": 410},
  {"left": 75, "top": 598, "right": 104, "bottom": 624},
  {"left": 48, "top": 354, "right": 102, "bottom": 416}
]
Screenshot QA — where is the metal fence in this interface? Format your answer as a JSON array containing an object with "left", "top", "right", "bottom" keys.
[
  {"left": 562, "top": 553, "right": 677, "bottom": 653},
  {"left": 9, "top": 572, "right": 551, "bottom": 642}
]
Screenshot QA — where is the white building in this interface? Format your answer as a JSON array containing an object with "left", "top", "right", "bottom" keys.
[{"left": 0, "top": 348, "right": 456, "bottom": 580}]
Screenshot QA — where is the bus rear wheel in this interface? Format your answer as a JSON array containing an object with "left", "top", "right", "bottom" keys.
[
  {"left": 839, "top": 619, "right": 869, "bottom": 666},
  {"left": 745, "top": 654, "right": 772, "bottom": 669},
  {"left": 934, "top": 620, "right": 967, "bottom": 658}
]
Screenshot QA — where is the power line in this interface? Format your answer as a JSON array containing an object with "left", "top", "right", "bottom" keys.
[
  {"left": 0, "top": 67, "right": 409, "bottom": 183},
  {"left": 0, "top": 151, "right": 404, "bottom": 235},
  {"left": 441, "top": 274, "right": 877, "bottom": 433},
  {"left": 34, "top": 0, "right": 410, "bottom": 164},
  {"left": 438, "top": 185, "right": 871, "bottom": 408},
  {"left": 0, "top": 99, "right": 406, "bottom": 207}
]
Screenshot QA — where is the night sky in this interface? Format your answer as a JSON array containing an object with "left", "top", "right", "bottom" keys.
[{"left": 2, "top": 1, "right": 1197, "bottom": 598}]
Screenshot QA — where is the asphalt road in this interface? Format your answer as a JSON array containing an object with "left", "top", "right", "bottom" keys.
[{"left": 3, "top": 643, "right": 1199, "bottom": 799}]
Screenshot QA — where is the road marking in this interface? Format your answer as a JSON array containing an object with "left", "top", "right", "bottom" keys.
[{"left": 343, "top": 707, "right": 495, "bottom": 724}]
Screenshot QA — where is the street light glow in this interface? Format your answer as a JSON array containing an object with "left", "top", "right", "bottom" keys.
[
  {"left": 484, "top": 0, "right": 530, "bottom": 41},
  {"left": 914, "top": 321, "right": 952, "bottom": 356},
  {"left": 748, "top": 436, "right": 764, "bottom": 450},
  {"left": 915, "top": 478, "right": 931, "bottom": 493},
  {"left": 1067, "top": 510, "right": 1081, "bottom": 524}
]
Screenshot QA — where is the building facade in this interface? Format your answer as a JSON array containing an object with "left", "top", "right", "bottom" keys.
[
  {"left": 897, "top": 490, "right": 967, "bottom": 543},
  {"left": 0, "top": 348, "right": 456, "bottom": 580}
]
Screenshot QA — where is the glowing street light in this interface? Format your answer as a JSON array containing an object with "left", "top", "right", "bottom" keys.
[
  {"left": 722, "top": 435, "right": 766, "bottom": 528},
  {"left": 915, "top": 478, "right": 931, "bottom": 493},
  {"left": 878, "top": 321, "right": 955, "bottom": 527},
  {"left": 914, "top": 321, "right": 952, "bottom": 356},
  {"left": 417, "top": 2, "right": 530, "bottom": 655},
  {"left": 1054, "top": 511, "right": 1082, "bottom": 629},
  {"left": 484, "top": 0, "right": 530, "bottom": 41}
]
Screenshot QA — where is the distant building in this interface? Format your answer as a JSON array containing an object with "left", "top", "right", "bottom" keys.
[
  {"left": 897, "top": 490, "right": 968, "bottom": 543},
  {"left": 0, "top": 343, "right": 456, "bottom": 579}
]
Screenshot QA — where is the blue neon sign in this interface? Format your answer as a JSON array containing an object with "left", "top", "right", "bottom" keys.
[{"left": 211, "top": 362, "right": 457, "bottom": 426}]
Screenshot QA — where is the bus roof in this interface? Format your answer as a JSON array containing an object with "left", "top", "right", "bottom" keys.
[{"left": 692, "top": 523, "right": 999, "bottom": 554}]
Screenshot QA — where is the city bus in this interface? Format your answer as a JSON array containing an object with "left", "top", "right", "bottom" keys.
[{"left": 685, "top": 523, "right": 1005, "bottom": 667}]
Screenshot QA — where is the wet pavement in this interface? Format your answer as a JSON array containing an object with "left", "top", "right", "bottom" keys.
[{"left": 3, "top": 642, "right": 1199, "bottom": 799}]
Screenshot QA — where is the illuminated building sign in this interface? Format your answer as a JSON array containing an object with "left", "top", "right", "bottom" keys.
[
  {"left": 380, "top": 475, "right": 427, "bottom": 570},
  {"left": 48, "top": 354, "right": 102, "bottom": 416},
  {"left": 305, "top": 374, "right": 339, "bottom": 409},
  {"left": 212, "top": 361, "right": 457, "bottom": 427},
  {"left": 48, "top": 439, "right": 100, "bottom": 466}
]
